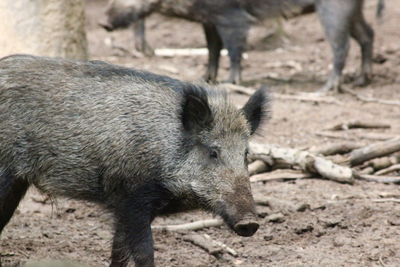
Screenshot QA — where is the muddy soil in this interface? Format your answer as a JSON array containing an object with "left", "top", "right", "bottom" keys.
[{"left": 1, "top": 0, "right": 399, "bottom": 266}]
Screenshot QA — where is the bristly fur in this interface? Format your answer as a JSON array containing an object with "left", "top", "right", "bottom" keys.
[
  {"left": 241, "top": 85, "right": 271, "bottom": 136},
  {"left": 0, "top": 54, "right": 266, "bottom": 266}
]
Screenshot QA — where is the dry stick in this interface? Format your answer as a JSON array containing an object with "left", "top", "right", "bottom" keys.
[
  {"left": 249, "top": 143, "right": 354, "bottom": 184},
  {"left": 154, "top": 48, "right": 248, "bottom": 59},
  {"left": 152, "top": 219, "right": 223, "bottom": 231},
  {"left": 348, "top": 138, "right": 400, "bottom": 166},
  {"left": 250, "top": 169, "right": 311, "bottom": 183},
  {"left": 375, "top": 164, "right": 400, "bottom": 175},
  {"left": 326, "top": 120, "right": 391, "bottom": 131},
  {"left": 183, "top": 234, "right": 223, "bottom": 256},
  {"left": 219, "top": 83, "right": 341, "bottom": 105},
  {"left": 203, "top": 234, "right": 238, "bottom": 257},
  {"left": 316, "top": 131, "right": 396, "bottom": 141},
  {"left": 371, "top": 198, "right": 400, "bottom": 203},
  {"left": 309, "top": 142, "right": 364, "bottom": 156},
  {"left": 341, "top": 87, "right": 400, "bottom": 106},
  {"left": 353, "top": 172, "right": 400, "bottom": 184}
]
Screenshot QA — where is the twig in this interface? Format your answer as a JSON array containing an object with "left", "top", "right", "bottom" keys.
[
  {"left": 348, "top": 138, "right": 400, "bottom": 166},
  {"left": 219, "top": 83, "right": 341, "bottom": 105},
  {"left": 203, "top": 234, "right": 238, "bottom": 257},
  {"left": 326, "top": 120, "right": 391, "bottom": 131},
  {"left": 341, "top": 87, "right": 400, "bottom": 106},
  {"left": 155, "top": 48, "right": 248, "bottom": 59},
  {"left": 250, "top": 169, "right": 311, "bottom": 183},
  {"left": 273, "top": 93, "right": 342, "bottom": 105},
  {"left": 152, "top": 219, "right": 223, "bottom": 231},
  {"left": 183, "top": 234, "right": 223, "bottom": 256},
  {"left": 379, "top": 255, "right": 387, "bottom": 267},
  {"left": 373, "top": 199, "right": 400, "bottom": 204},
  {"left": 375, "top": 164, "right": 400, "bottom": 175},
  {"left": 316, "top": 131, "right": 396, "bottom": 141},
  {"left": 354, "top": 172, "right": 400, "bottom": 184}
]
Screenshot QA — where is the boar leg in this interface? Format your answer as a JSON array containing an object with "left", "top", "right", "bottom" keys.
[
  {"left": 133, "top": 19, "right": 155, "bottom": 57},
  {"left": 203, "top": 24, "right": 223, "bottom": 83},
  {"left": 317, "top": 3, "right": 351, "bottom": 93},
  {"left": 110, "top": 182, "right": 173, "bottom": 267},
  {"left": 110, "top": 221, "right": 153, "bottom": 267},
  {"left": 350, "top": 12, "right": 374, "bottom": 87},
  {"left": 216, "top": 24, "right": 249, "bottom": 85},
  {"left": 0, "top": 172, "right": 29, "bottom": 234}
]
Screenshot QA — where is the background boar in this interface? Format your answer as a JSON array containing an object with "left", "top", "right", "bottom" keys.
[{"left": 102, "top": 0, "right": 379, "bottom": 92}]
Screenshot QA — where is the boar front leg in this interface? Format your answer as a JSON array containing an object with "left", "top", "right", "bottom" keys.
[
  {"left": 109, "top": 182, "right": 172, "bottom": 267},
  {"left": 110, "top": 218, "right": 154, "bottom": 267}
]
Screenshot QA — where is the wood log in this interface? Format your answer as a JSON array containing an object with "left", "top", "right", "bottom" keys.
[
  {"left": 0, "top": 0, "right": 87, "bottom": 59},
  {"left": 248, "top": 160, "right": 269, "bottom": 176},
  {"left": 348, "top": 138, "right": 400, "bottom": 166},
  {"left": 309, "top": 142, "right": 363, "bottom": 156},
  {"left": 249, "top": 143, "right": 354, "bottom": 184},
  {"left": 366, "top": 155, "right": 400, "bottom": 170}
]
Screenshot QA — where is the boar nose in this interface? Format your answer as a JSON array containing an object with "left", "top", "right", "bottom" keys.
[{"left": 233, "top": 214, "right": 259, "bottom": 237}]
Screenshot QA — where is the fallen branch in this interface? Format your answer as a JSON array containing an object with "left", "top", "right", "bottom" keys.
[
  {"left": 375, "top": 164, "right": 400, "bottom": 175},
  {"left": 341, "top": 87, "right": 400, "bottom": 106},
  {"left": 309, "top": 142, "right": 363, "bottom": 156},
  {"left": 183, "top": 234, "right": 223, "bottom": 256},
  {"left": 203, "top": 234, "right": 238, "bottom": 256},
  {"left": 353, "top": 172, "right": 400, "bottom": 184},
  {"left": 371, "top": 198, "right": 400, "bottom": 203},
  {"left": 348, "top": 138, "right": 400, "bottom": 166},
  {"left": 155, "top": 48, "right": 248, "bottom": 59},
  {"left": 316, "top": 131, "right": 396, "bottom": 141},
  {"left": 250, "top": 169, "right": 311, "bottom": 183},
  {"left": 152, "top": 219, "right": 223, "bottom": 231},
  {"left": 219, "top": 83, "right": 341, "bottom": 105},
  {"left": 250, "top": 143, "right": 354, "bottom": 184},
  {"left": 326, "top": 120, "right": 391, "bottom": 131},
  {"left": 365, "top": 155, "right": 400, "bottom": 170}
]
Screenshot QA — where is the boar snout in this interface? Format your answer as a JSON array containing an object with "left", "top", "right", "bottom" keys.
[{"left": 233, "top": 214, "right": 259, "bottom": 237}]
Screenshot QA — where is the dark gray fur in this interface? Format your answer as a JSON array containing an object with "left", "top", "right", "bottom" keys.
[
  {"left": 0, "top": 54, "right": 269, "bottom": 267},
  {"left": 102, "top": 0, "right": 381, "bottom": 92}
]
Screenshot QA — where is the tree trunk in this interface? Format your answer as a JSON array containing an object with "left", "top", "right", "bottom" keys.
[{"left": 0, "top": 0, "right": 87, "bottom": 59}]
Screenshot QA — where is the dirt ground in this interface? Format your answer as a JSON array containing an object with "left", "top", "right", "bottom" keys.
[{"left": 1, "top": 0, "right": 400, "bottom": 266}]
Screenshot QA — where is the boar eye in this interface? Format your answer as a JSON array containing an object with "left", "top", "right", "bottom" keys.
[{"left": 209, "top": 148, "right": 219, "bottom": 159}]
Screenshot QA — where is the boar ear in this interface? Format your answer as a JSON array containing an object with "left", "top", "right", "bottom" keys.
[
  {"left": 241, "top": 86, "right": 270, "bottom": 135},
  {"left": 181, "top": 85, "right": 213, "bottom": 132}
]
